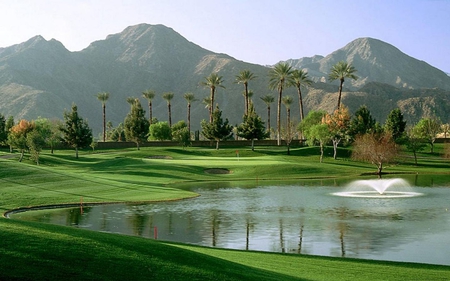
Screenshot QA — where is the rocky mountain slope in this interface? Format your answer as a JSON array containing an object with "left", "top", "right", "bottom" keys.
[{"left": 1, "top": 24, "right": 449, "bottom": 136}]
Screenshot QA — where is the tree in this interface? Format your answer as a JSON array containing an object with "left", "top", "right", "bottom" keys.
[
  {"left": 260, "top": 94, "right": 275, "bottom": 134},
  {"left": 235, "top": 70, "right": 257, "bottom": 115},
  {"left": 323, "top": 105, "right": 351, "bottom": 159},
  {"left": 281, "top": 120, "right": 298, "bottom": 155},
  {"left": 5, "top": 116, "right": 15, "bottom": 152},
  {"left": 415, "top": 117, "right": 442, "bottom": 153},
  {"left": 126, "top": 97, "right": 137, "bottom": 107},
  {"left": 201, "top": 106, "right": 233, "bottom": 150},
  {"left": 142, "top": 90, "right": 156, "bottom": 124},
  {"left": 124, "top": 99, "right": 149, "bottom": 150},
  {"left": 148, "top": 121, "right": 172, "bottom": 141},
  {"left": 8, "top": 119, "right": 35, "bottom": 162},
  {"left": 183, "top": 92, "right": 197, "bottom": 134},
  {"left": 60, "top": 104, "right": 93, "bottom": 159},
  {"left": 0, "top": 114, "right": 7, "bottom": 145},
  {"left": 282, "top": 95, "right": 294, "bottom": 130},
  {"left": 441, "top": 123, "right": 450, "bottom": 139},
  {"left": 298, "top": 110, "right": 327, "bottom": 139},
  {"left": 352, "top": 132, "right": 398, "bottom": 175},
  {"left": 162, "top": 92, "right": 175, "bottom": 127},
  {"left": 237, "top": 103, "right": 268, "bottom": 151},
  {"left": 269, "top": 62, "right": 294, "bottom": 146},
  {"left": 26, "top": 129, "right": 45, "bottom": 165},
  {"left": 34, "top": 117, "right": 62, "bottom": 154},
  {"left": 349, "top": 105, "right": 377, "bottom": 138},
  {"left": 289, "top": 69, "right": 312, "bottom": 121},
  {"left": 328, "top": 61, "right": 358, "bottom": 109},
  {"left": 202, "top": 73, "right": 225, "bottom": 122},
  {"left": 202, "top": 96, "right": 212, "bottom": 122},
  {"left": 96, "top": 92, "right": 110, "bottom": 142},
  {"left": 384, "top": 108, "right": 407, "bottom": 144},
  {"left": 406, "top": 125, "right": 427, "bottom": 165},
  {"left": 172, "top": 120, "right": 191, "bottom": 148},
  {"left": 110, "top": 123, "right": 126, "bottom": 141},
  {"left": 307, "top": 124, "right": 332, "bottom": 163}
]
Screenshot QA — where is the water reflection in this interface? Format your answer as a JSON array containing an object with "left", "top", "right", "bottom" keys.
[{"left": 10, "top": 177, "right": 450, "bottom": 266}]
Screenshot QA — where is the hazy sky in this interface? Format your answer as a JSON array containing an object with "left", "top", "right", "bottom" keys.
[{"left": 1, "top": 0, "right": 449, "bottom": 72}]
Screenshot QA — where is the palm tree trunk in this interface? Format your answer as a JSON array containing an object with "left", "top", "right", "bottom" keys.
[
  {"left": 267, "top": 106, "right": 271, "bottom": 134},
  {"left": 102, "top": 103, "right": 106, "bottom": 142},
  {"left": 297, "top": 86, "right": 304, "bottom": 121},
  {"left": 337, "top": 79, "right": 344, "bottom": 109},
  {"left": 149, "top": 101, "right": 153, "bottom": 125},
  {"left": 210, "top": 87, "right": 215, "bottom": 123},
  {"left": 75, "top": 147, "right": 79, "bottom": 159},
  {"left": 277, "top": 87, "right": 282, "bottom": 146},
  {"left": 168, "top": 103, "right": 172, "bottom": 127},
  {"left": 187, "top": 103, "right": 191, "bottom": 135},
  {"left": 244, "top": 83, "right": 248, "bottom": 115},
  {"left": 320, "top": 143, "right": 324, "bottom": 163},
  {"left": 251, "top": 139, "right": 255, "bottom": 151}
]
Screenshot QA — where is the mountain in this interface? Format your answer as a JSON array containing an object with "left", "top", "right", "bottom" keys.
[
  {"left": 286, "top": 37, "right": 450, "bottom": 90},
  {"left": 1, "top": 24, "right": 449, "bottom": 137}
]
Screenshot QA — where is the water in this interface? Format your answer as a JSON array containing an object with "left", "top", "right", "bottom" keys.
[
  {"left": 10, "top": 178, "right": 450, "bottom": 265},
  {"left": 332, "top": 178, "right": 424, "bottom": 198}
]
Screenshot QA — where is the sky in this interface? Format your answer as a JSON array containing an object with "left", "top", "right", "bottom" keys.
[{"left": 0, "top": 0, "right": 449, "bottom": 72}]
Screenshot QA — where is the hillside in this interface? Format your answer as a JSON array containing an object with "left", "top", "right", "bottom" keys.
[{"left": 1, "top": 24, "right": 449, "bottom": 135}]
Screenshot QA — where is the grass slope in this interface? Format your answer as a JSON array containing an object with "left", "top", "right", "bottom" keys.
[{"left": 1, "top": 145, "right": 450, "bottom": 280}]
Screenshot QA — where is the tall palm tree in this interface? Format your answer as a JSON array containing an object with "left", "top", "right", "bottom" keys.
[
  {"left": 202, "top": 96, "right": 212, "bottom": 121},
  {"left": 289, "top": 69, "right": 312, "bottom": 122},
  {"left": 183, "top": 92, "right": 197, "bottom": 134},
  {"left": 260, "top": 94, "right": 275, "bottom": 133},
  {"left": 162, "top": 92, "right": 174, "bottom": 127},
  {"left": 235, "top": 70, "right": 257, "bottom": 115},
  {"left": 201, "top": 73, "right": 225, "bottom": 122},
  {"left": 328, "top": 61, "right": 358, "bottom": 110},
  {"left": 142, "top": 90, "right": 156, "bottom": 124},
  {"left": 96, "top": 92, "right": 110, "bottom": 142},
  {"left": 269, "top": 62, "right": 294, "bottom": 145},
  {"left": 282, "top": 95, "right": 294, "bottom": 129},
  {"left": 127, "top": 97, "right": 137, "bottom": 107}
]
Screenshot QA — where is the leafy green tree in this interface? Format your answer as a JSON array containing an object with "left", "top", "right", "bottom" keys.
[
  {"left": 8, "top": 119, "right": 35, "bottom": 162},
  {"left": 349, "top": 105, "right": 377, "bottom": 138},
  {"left": 202, "top": 73, "right": 225, "bottom": 122},
  {"left": 328, "top": 61, "right": 358, "bottom": 109},
  {"left": 60, "top": 104, "right": 93, "bottom": 158},
  {"left": 183, "top": 92, "right": 197, "bottom": 134},
  {"left": 124, "top": 99, "right": 149, "bottom": 150},
  {"left": 201, "top": 106, "right": 233, "bottom": 150},
  {"left": 307, "top": 124, "right": 332, "bottom": 163},
  {"left": 5, "top": 116, "right": 15, "bottom": 152},
  {"left": 162, "top": 92, "right": 175, "bottom": 127},
  {"left": 237, "top": 103, "right": 268, "bottom": 151},
  {"left": 236, "top": 70, "right": 257, "bottom": 115},
  {"left": 172, "top": 120, "right": 191, "bottom": 148},
  {"left": 34, "top": 117, "right": 62, "bottom": 154},
  {"left": 260, "top": 94, "right": 275, "bottom": 134},
  {"left": 269, "top": 62, "right": 293, "bottom": 146},
  {"left": 96, "top": 92, "right": 110, "bottom": 142},
  {"left": 26, "top": 129, "right": 46, "bottom": 165},
  {"left": 384, "top": 108, "right": 407, "bottom": 144},
  {"left": 406, "top": 125, "right": 427, "bottom": 165},
  {"left": 415, "top": 117, "right": 442, "bottom": 153},
  {"left": 298, "top": 110, "right": 327, "bottom": 139},
  {"left": 323, "top": 105, "right": 351, "bottom": 159},
  {"left": 0, "top": 114, "right": 7, "bottom": 145},
  {"left": 142, "top": 90, "right": 156, "bottom": 124},
  {"left": 148, "top": 121, "right": 172, "bottom": 141},
  {"left": 289, "top": 69, "right": 312, "bottom": 121}
]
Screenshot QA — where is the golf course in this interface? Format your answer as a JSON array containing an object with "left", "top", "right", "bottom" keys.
[{"left": 1, "top": 144, "right": 450, "bottom": 280}]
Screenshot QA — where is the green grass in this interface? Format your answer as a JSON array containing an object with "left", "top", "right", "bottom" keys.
[{"left": 1, "top": 145, "right": 450, "bottom": 280}]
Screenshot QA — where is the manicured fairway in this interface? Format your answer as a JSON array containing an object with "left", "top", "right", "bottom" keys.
[{"left": 1, "top": 146, "right": 450, "bottom": 280}]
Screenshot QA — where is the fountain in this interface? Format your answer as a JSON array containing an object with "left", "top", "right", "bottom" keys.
[{"left": 332, "top": 178, "right": 424, "bottom": 198}]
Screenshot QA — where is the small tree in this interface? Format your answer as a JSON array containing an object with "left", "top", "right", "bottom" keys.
[
  {"left": 26, "top": 129, "right": 46, "bottom": 165},
  {"left": 406, "top": 125, "right": 427, "bottom": 166},
  {"left": 307, "top": 124, "right": 332, "bottom": 163},
  {"left": 6, "top": 116, "right": 15, "bottom": 152},
  {"left": 0, "top": 114, "right": 7, "bottom": 145},
  {"left": 172, "top": 121, "right": 191, "bottom": 148},
  {"left": 60, "top": 104, "right": 93, "bottom": 159},
  {"left": 349, "top": 105, "right": 377, "bottom": 138},
  {"left": 124, "top": 99, "right": 149, "bottom": 150},
  {"left": 148, "top": 121, "right": 172, "bottom": 141},
  {"left": 96, "top": 92, "right": 110, "bottom": 142},
  {"left": 384, "top": 108, "right": 407, "bottom": 144},
  {"left": 415, "top": 117, "right": 442, "bottom": 153},
  {"left": 201, "top": 106, "right": 233, "bottom": 150},
  {"left": 352, "top": 132, "right": 398, "bottom": 175},
  {"left": 298, "top": 110, "right": 327, "bottom": 139},
  {"left": 162, "top": 92, "right": 175, "bottom": 127},
  {"left": 281, "top": 121, "right": 298, "bottom": 155},
  {"left": 237, "top": 103, "right": 268, "bottom": 151},
  {"left": 323, "top": 105, "right": 351, "bottom": 159},
  {"left": 260, "top": 94, "right": 275, "bottom": 134},
  {"left": 8, "top": 119, "right": 35, "bottom": 162}
]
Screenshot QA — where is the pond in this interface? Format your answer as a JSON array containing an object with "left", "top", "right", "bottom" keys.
[{"left": 9, "top": 175, "right": 450, "bottom": 265}]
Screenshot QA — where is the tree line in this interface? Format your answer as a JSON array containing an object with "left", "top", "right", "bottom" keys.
[{"left": 1, "top": 61, "right": 449, "bottom": 170}]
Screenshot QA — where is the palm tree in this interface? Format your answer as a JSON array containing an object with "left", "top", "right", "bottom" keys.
[
  {"left": 290, "top": 69, "right": 312, "bottom": 121},
  {"left": 201, "top": 73, "right": 225, "bottom": 122},
  {"left": 260, "top": 94, "right": 275, "bottom": 133},
  {"left": 183, "top": 92, "right": 197, "bottom": 134},
  {"left": 269, "top": 62, "right": 294, "bottom": 145},
  {"left": 202, "top": 96, "right": 212, "bottom": 121},
  {"left": 235, "top": 70, "right": 257, "bottom": 115},
  {"left": 328, "top": 61, "right": 358, "bottom": 110},
  {"left": 127, "top": 97, "right": 137, "bottom": 107},
  {"left": 96, "top": 92, "right": 110, "bottom": 142},
  {"left": 162, "top": 92, "right": 174, "bottom": 127},
  {"left": 282, "top": 95, "right": 294, "bottom": 129},
  {"left": 142, "top": 90, "right": 156, "bottom": 124}
]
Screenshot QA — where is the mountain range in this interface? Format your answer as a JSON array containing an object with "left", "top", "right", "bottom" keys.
[{"left": 1, "top": 23, "right": 449, "bottom": 135}]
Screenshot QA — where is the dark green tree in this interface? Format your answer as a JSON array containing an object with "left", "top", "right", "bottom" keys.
[
  {"left": 5, "top": 116, "right": 15, "bottom": 152},
  {"left": 349, "top": 105, "right": 377, "bottom": 138},
  {"left": 289, "top": 69, "right": 312, "bottom": 121},
  {"left": 148, "top": 121, "right": 172, "bottom": 141},
  {"left": 384, "top": 108, "right": 407, "bottom": 144},
  {"left": 269, "top": 62, "right": 293, "bottom": 146},
  {"left": 201, "top": 106, "right": 233, "bottom": 150},
  {"left": 162, "top": 92, "right": 174, "bottom": 127},
  {"left": 172, "top": 120, "right": 191, "bottom": 148},
  {"left": 27, "top": 129, "right": 46, "bottom": 165},
  {"left": 0, "top": 114, "right": 7, "bottom": 145},
  {"left": 124, "top": 99, "right": 149, "bottom": 150},
  {"left": 328, "top": 61, "right": 358, "bottom": 109},
  {"left": 34, "top": 117, "right": 62, "bottom": 154},
  {"left": 183, "top": 92, "right": 197, "bottom": 135},
  {"left": 60, "top": 104, "right": 93, "bottom": 159},
  {"left": 142, "top": 90, "right": 156, "bottom": 124},
  {"left": 260, "top": 94, "right": 275, "bottom": 134},
  {"left": 237, "top": 103, "right": 268, "bottom": 151}
]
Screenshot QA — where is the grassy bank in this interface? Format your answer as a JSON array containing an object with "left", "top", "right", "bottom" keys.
[{"left": 1, "top": 145, "right": 450, "bottom": 280}]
